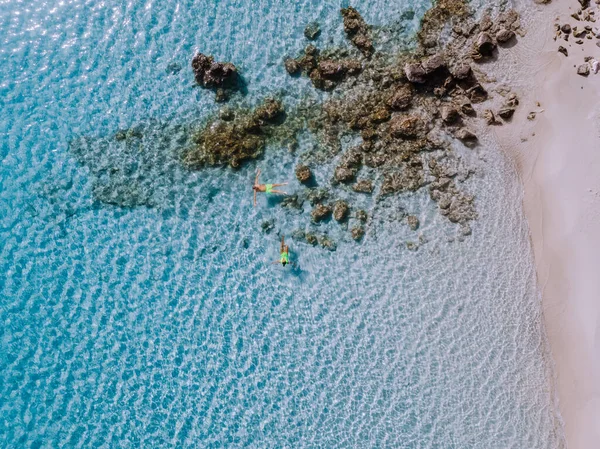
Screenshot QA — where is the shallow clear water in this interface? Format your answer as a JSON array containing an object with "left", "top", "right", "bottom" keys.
[{"left": 0, "top": 1, "right": 563, "bottom": 448}]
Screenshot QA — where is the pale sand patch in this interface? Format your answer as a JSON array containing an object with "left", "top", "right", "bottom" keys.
[{"left": 481, "top": 0, "right": 600, "bottom": 446}]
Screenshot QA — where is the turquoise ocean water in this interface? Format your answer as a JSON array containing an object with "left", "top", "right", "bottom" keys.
[{"left": 0, "top": 0, "right": 564, "bottom": 447}]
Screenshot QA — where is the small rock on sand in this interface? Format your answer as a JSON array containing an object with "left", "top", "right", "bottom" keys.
[
  {"left": 577, "top": 63, "right": 590, "bottom": 76},
  {"left": 558, "top": 46, "right": 568, "bottom": 56}
]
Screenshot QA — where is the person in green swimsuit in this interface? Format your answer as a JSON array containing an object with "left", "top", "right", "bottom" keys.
[
  {"left": 273, "top": 235, "right": 291, "bottom": 267},
  {"left": 253, "top": 168, "right": 288, "bottom": 206}
]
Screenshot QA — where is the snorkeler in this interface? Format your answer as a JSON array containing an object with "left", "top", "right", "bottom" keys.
[
  {"left": 273, "top": 235, "right": 291, "bottom": 267},
  {"left": 253, "top": 168, "right": 288, "bottom": 206}
]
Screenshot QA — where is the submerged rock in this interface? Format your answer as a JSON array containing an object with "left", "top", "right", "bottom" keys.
[
  {"left": 351, "top": 226, "right": 365, "bottom": 241},
  {"left": 577, "top": 63, "right": 590, "bottom": 76},
  {"left": 356, "top": 209, "right": 368, "bottom": 222},
  {"left": 285, "top": 45, "right": 362, "bottom": 90},
  {"left": 312, "top": 203, "right": 333, "bottom": 222},
  {"left": 284, "top": 58, "right": 301, "bottom": 75},
  {"left": 295, "top": 164, "right": 312, "bottom": 183},
  {"left": 333, "top": 200, "right": 350, "bottom": 222},
  {"left": 353, "top": 179, "right": 373, "bottom": 193},
  {"left": 407, "top": 215, "right": 420, "bottom": 230},
  {"left": 333, "top": 166, "right": 357, "bottom": 184},
  {"left": 304, "top": 22, "right": 321, "bottom": 40},
  {"left": 404, "top": 62, "right": 427, "bottom": 83}
]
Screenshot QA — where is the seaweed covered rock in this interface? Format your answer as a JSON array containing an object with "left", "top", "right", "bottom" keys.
[
  {"left": 191, "top": 53, "right": 239, "bottom": 89},
  {"left": 340, "top": 7, "right": 374, "bottom": 57},
  {"left": 183, "top": 98, "right": 286, "bottom": 169},
  {"left": 381, "top": 166, "right": 425, "bottom": 194}
]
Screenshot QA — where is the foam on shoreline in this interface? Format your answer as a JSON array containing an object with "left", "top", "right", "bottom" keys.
[{"left": 483, "top": 0, "right": 600, "bottom": 446}]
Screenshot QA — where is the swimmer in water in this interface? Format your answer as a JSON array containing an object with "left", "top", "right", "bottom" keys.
[
  {"left": 253, "top": 168, "right": 288, "bottom": 206},
  {"left": 273, "top": 235, "right": 290, "bottom": 267}
]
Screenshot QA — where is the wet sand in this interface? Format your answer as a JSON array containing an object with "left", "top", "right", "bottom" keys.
[{"left": 489, "top": 0, "right": 600, "bottom": 446}]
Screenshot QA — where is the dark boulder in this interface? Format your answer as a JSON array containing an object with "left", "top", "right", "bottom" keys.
[
  {"left": 191, "top": 53, "right": 238, "bottom": 89},
  {"left": 450, "top": 63, "right": 472, "bottom": 80}
]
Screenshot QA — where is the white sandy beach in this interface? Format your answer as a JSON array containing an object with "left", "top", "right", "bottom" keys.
[{"left": 488, "top": 0, "right": 600, "bottom": 446}]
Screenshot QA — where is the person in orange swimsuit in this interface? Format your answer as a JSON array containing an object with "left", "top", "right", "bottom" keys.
[{"left": 252, "top": 168, "right": 288, "bottom": 206}]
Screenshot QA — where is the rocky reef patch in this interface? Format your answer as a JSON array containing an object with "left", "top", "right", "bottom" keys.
[{"left": 70, "top": 2, "right": 529, "bottom": 249}]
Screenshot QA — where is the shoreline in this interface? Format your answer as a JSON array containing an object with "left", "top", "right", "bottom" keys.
[{"left": 486, "top": 0, "right": 600, "bottom": 446}]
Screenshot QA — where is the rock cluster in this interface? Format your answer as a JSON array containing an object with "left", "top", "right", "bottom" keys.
[
  {"left": 284, "top": 45, "right": 362, "bottom": 90},
  {"left": 554, "top": 3, "right": 600, "bottom": 77},
  {"left": 340, "top": 7, "right": 374, "bottom": 57}
]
